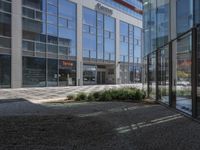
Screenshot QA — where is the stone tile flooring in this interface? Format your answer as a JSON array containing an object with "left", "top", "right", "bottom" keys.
[
  {"left": 0, "top": 84, "right": 142, "bottom": 102},
  {"left": 0, "top": 101, "right": 200, "bottom": 150}
]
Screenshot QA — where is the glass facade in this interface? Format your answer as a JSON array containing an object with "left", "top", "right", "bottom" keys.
[
  {"left": 143, "top": 0, "right": 169, "bottom": 56},
  {"left": 22, "top": 0, "right": 76, "bottom": 59},
  {"left": 83, "top": 8, "right": 97, "bottom": 60},
  {"left": 22, "top": 0, "right": 77, "bottom": 87},
  {"left": 0, "top": 0, "right": 11, "bottom": 88},
  {"left": 0, "top": 54, "right": 11, "bottom": 88},
  {"left": 0, "top": 0, "right": 143, "bottom": 89},
  {"left": 176, "top": 0, "right": 193, "bottom": 36},
  {"left": 83, "top": 7, "right": 116, "bottom": 62},
  {"left": 143, "top": 0, "right": 200, "bottom": 117},
  {"left": 120, "top": 21, "right": 142, "bottom": 83},
  {"left": 175, "top": 33, "right": 192, "bottom": 114},
  {"left": 158, "top": 45, "right": 169, "bottom": 104}
]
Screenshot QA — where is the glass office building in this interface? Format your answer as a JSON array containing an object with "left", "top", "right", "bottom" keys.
[
  {"left": 0, "top": 0, "right": 142, "bottom": 88},
  {"left": 143, "top": 0, "right": 200, "bottom": 117}
]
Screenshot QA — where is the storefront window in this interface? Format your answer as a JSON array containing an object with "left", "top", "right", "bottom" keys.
[
  {"left": 83, "top": 65, "right": 96, "bottom": 85},
  {"left": 59, "top": 60, "right": 76, "bottom": 86},
  {"left": 23, "top": 57, "right": 46, "bottom": 87}
]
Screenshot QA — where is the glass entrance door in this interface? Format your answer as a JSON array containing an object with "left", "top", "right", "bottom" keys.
[{"left": 97, "top": 71, "right": 106, "bottom": 84}]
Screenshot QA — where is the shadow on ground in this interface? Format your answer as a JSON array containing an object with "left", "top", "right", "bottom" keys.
[{"left": 0, "top": 99, "right": 200, "bottom": 150}]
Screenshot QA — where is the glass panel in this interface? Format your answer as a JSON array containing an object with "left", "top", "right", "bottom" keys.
[
  {"left": 142, "top": 57, "right": 148, "bottom": 92},
  {"left": 149, "top": 52, "right": 156, "bottom": 99},
  {"left": 83, "top": 8, "right": 96, "bottom": 59},
  {"left": 23, "top": 57, "right": 46, "bottom": 87},
  {"left": 104, "top": 16, "right": 115, "bottom": 61},
  {"left": 0, "top": 12, "right": 11, "bottom": 37},
  {"left": 0, "top": 54, "right": 11, "bottom": 88},
  {"left": 158, "top": 45, "right": 169, "bottom": 104},
  {"left": 36, "top": 43, "right": 46, "bottom": 52},
  {"left": 120, "top": 21, "right": 129, "bottom": 63},
  {"left": 83, "top": 65, "right": 96, "bottom": 85},
  {"left": 47, "top": 59, "right": 58, "bottom": 86},
  {"left": 22, "top": 40, "right": 34, "bottom": 51},
  {"left": 176, "top": 0, "right": 193, "bottom": 35},
  {"left": 175, "top": 33, "right": 192, "bottom": 114},
  {"left": 59, "top": 60, "right": 76, "bottom": 86},
  {"left": 23, "top": 0, "right": 43, "bottom": 10},
  {"left": 197, "top": 27, "right": 200, "bottom": 117},
  {"left": 157, "top": 0, "right": 169, "bottom": 47}
]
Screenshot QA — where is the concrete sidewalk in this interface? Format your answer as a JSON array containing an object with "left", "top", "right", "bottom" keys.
[{"left": 0, "top": 84, "right": 142, "bottom": 103}]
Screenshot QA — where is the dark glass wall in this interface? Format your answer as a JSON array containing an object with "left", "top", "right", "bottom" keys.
[
  {"left": 0, "top": 0, "right": 11, "bottom": 88},
  {"left": 23, "top": 57, "right": 46, "bottom": 87},
  {"left": 0, "top": 54, "right": 11, "bottom": 88}
]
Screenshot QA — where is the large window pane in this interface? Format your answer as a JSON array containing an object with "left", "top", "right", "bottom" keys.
[
  {"left": 149, "top": 52, "right": 156, "bottom": 99},
  {"left": 83, "top": 65, "right": 96, "bottom": 85},
  {"left": 157, "top": 0, "right": 169, "bottom": 47},
  {"left": 47, "top": 59, "right": 58, "bottom": 86},
  {"left": 175, "top": 33, "right": 192, "bottom": 114},
  {"left": 83, "top": 8, "right": 96, "bottom": 59},
  {"left": 158, "top": 45, "right": 169, "bottom": 104},
  {"left": 59, "top": 60, "right": 76, "bottom": 86},
  {"left": 0, "top": 54, "right": 11, "bottom": 88},
  {"left": 176, "top": 0, "right": 193, "bottom": 35},
  {"left": 0, "top": 12, "right": 11, "bottom": 37},
  {"left": 23, "top": 57, "right": 46, "bottom": 87}
]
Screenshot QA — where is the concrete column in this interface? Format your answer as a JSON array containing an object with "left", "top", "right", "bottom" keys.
[
  {"left": 76, "top": 3, "right": 83, "bottom": 86},
  {"left": 11, "top": 0, "right": 22, "bottom": 88},
  {"left": 115, "top": 18, "right": 120, "bottom": 84}
]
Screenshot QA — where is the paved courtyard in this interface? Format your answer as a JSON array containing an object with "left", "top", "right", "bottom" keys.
[
  {"left": 0, "top": 84, "right": 142, "bottom": 103},
  {"left": 0, "top": 101, "right": 200, "bottom": 150}
]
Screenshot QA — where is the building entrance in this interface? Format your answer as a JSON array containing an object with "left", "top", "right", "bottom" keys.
[{"left": 97, "top": 71, "right": 106, "bottom": 84}]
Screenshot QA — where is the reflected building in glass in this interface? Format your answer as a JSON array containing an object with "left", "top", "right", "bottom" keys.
[
  {"left": 143, "top": 0, "right": 200, "bottom": 117},
  {"left": 0, "top": 0, "right": 143, "bottom": 88}
]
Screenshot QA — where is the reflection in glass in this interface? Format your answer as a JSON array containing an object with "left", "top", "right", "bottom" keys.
[
  {"left": 0, "top": 54, "right": 11, "bottom": 88},
  {"left": 23, "top": 57, "right": 46, "bottom": 87},
  {"left": 59, "top": 60, "right": 76, "bottom": 86},
  {"left": 175, "top": 33, "right": 192, "bottom": 114},
  {"left": 176, "top": 0, "right": 193, "bottom": 36},
  {"left": 47, "top": 59, "right": 58, "bottom": 86},
  {"left": 83, "top": 65, "right": 97, "bottom": 85},
  {"left": 149, "top": 52, "right": 156, "bottom": 99},
  {"left": 158, "top": 46, "right": 169, "bottom": 104},
  {"left": 83, "top": 8, "right": 97, "bottom": 60}
]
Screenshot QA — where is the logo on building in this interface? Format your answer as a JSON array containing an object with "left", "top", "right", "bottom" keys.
[{"left": 95, "top": 3, "right": 113, "bottom": 16}]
